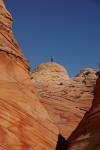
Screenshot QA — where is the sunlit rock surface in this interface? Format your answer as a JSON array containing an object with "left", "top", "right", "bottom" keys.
[
  {"left": 31, "top": 62, "right": 97, "bottom": 139},
  {"left": 0, "top": 0, "right": 99, "bottom": 149},
  {"left": 0, "top": 1, "right": 59, "bottom": 149}
]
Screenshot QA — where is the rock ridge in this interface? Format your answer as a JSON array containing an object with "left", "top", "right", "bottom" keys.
[{"left": 0, "top": 0, "right": 29, "bottom": 70}]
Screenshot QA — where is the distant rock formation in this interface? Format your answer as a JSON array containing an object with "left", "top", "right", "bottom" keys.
[
  {"left": 31, "top": 62, "right": 97, "bottom": 139},
  {"left": 0, "top": 0, "right": 59, "bottom": 150}
]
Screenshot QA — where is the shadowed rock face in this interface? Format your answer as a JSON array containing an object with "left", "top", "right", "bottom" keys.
[
  {"left": 56, "top": 134, "right": 68, "bottom": 150},
  {"left": 0, "top": 1, "right": 59, "bottom": 150},
  {"left": 31, "top": 63, "right": 97, "bottom": 139},
  {"left": 66, "top": 72, "right": 100, "bottom": 150}
]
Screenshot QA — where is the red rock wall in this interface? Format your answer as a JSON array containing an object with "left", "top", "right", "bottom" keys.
[
  {"left": 0, "top": 0, "right": 30, "bottom": 83},
  {"left": 0, "top": 1, "right": 98, "bottom": 149},
  {"left": 66, "top": 73, "right": 100, "bottom": 150},
  {"left": 0, "top": 1, "right": 59, "bottom": 150}
]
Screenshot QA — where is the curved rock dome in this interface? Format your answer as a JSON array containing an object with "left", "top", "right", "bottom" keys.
[{"left": 31, "top": 62, "right": 69, "bottom": 83}]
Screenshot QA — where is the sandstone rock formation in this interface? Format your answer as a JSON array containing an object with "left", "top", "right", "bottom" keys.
[
  {"left": 0, "top": 1, "right": 59, "bottom": 150},
  {"left": 66, "top": 72, "right": 100, "bottom": 150},
  {"left": 0, "top": 1, "right": 99, "bottom": 150},
  {"left": 31, "top": 62, "right": 97, "bottom": 139},
  {"left": 32, "top": 62, "right": 69, "bottom": 84}
]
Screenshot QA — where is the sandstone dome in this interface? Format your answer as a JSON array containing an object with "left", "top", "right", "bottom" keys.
[{"left": 31, "top": 62, "right": 69, "bottom": 83}]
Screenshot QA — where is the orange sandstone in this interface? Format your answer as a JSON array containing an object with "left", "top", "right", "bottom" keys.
[{"left": 0, "top": 1, "right": 59, "bottom": 150}]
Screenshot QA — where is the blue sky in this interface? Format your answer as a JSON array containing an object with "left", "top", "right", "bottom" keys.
[{"left": 4, "top": 0, "right": 100, "bottom": 76}]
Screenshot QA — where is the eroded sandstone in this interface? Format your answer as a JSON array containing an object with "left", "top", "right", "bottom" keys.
[
  {"left": 31, "top": 62, "right": 97, "bottom": 139},
  {"left": 66, "top": 72, "right": 100, "bottom": 150},
  {"left": 0, "top": 1, "right": 59, "bottom": 150},
  {"left": 0, "top": 1, "right": 99, "bottom": 150}
]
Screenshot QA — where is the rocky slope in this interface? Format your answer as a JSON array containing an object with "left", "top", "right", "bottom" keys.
[
  {"left": 0, "top": 1, "right": 59, "bottom": 150},
  {"left": 31, "top": 62, "right": 97, "bottom": 139},
  {"left": 66, "top": 72, "right": 100, "bottom": 150}
]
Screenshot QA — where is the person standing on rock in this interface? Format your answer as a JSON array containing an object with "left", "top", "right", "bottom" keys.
[{"left": 50, "top": 56, "right": 54, "bottom": 62}]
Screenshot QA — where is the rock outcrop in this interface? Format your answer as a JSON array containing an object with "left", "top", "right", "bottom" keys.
[
  {"left": 66, "top": 72, "right": 100, "bottom": 150},
  {"left": 0, "top": 1, "right": 59, "bottom": 150},
  {"left": 0, "top": 1, "right": 99, "bottom": 150},
  {"left": 31, "top": 62, "right": 97, "bottom": 139},
  {"left": 0, "top": 0, "right": 30, "bottom": 83},
  {"left": 32, "top": 62, "right": 69, "bottom": 84}
]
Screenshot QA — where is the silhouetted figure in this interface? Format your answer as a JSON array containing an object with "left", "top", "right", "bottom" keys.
[{"left": 50, "top": 56, "right": 54, "bottom": 62}]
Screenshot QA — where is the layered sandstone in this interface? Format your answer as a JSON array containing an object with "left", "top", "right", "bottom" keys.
[
  {"left": 66, "top": 72, "right": 100, "bottom": 150},
  {"left": 0, "top": 1, "right": 99, "bottom": 149},
  {"left": 0, "top": 0, "right": 30, "bottom": 83},
  {"left": 31, "top": 62, "right": 97, "bottom": 139},
  {"left": 0, "top": 1, "right": 59, "bottom": 150}
]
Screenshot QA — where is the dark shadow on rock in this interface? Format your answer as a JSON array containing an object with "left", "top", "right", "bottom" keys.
[{"left": 56, "top": 134, "right": 68, "bottom": 150}]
